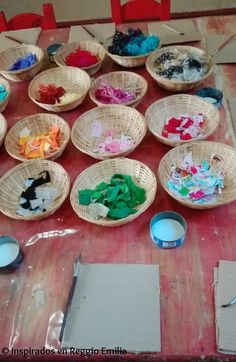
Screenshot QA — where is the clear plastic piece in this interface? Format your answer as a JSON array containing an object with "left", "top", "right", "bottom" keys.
[
  {"left": 1, "top": 229, "right": 80, "bottom": 350},
  {"left": 25, "top": 229, "right": 78, "bottom": 246}
]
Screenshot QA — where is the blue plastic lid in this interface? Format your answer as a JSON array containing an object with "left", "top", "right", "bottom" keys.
[
  {"left": 195, "top": 87, "right": 223, "bottom": 108},
  {"left": 150, "top": 211, "right": 187, "bottom": 249},
  {"left": 47, "top": 43, "right": 63, "bottom": 56}
]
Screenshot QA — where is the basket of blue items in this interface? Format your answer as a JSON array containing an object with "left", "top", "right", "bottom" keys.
[
  {"left": 0, "top": 45, "right": 44, "bottom": 81},
  {"left": 104, "top": 28, "right": 161, "bottom": 68},
  {"left": 146, "top": 45, "right": 214, "bottom": 91}
]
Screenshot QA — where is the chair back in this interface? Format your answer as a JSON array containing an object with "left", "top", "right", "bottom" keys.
[
  {"left": 110, "top": 0, "right": 170, "bottom": 23},
  {"left": 0, "top": 3, "right": 56, "bottom": 31}
]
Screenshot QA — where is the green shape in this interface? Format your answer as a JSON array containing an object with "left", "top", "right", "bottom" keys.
[
  {"left": 91, "top": 191, "right": 102, "bottom": 201},
  {"left": 96, "top": 182, "right": 109, "bottom": 191},
  {"left": 108, "top": 207, "right": 137, "bottom": 220},
  {"left": 127, "top": 179, "right": 146, "bottom": 204},
  {"left": 120, "top": 184, "right": 129, "bottom": 193},
  {"left": 117, "top": 191, "right": 131, "bottom": 202},
  {"left": 127, "top": 199, "right": 139, "bottom": 208},
  {"left": 78, "top": 189, "right": 94, "bottom": 205},
  {"left": 116, "top": 201, "right": 127, "bottom": 209},
  {"left": 179, "top": 187, "right": 189, "bottom": 196},
  {"left": 106, "top": 185, "right": 120, "bottom": 202}
]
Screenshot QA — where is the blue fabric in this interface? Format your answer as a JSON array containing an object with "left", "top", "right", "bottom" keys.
[
  {"left": 195, "top": 87, "right": 223, "bottom": 108},
  {"left": 8, "top": 52, "right": 37, "bottom": 71}
]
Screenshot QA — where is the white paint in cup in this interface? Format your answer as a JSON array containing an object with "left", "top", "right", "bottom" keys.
[{"left": 0, "top": 243, "right": 19, "bottom": 267}]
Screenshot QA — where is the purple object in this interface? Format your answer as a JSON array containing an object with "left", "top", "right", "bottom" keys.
[{"left": 95, "top": 81, "right": 135, "bottom": 104}]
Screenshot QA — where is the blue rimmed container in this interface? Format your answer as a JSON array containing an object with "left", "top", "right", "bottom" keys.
[
  {"left": 150, "top": 211, "right": 187, "bottom": 249},
  {"left": 195, "top": 87, "right": 223, "bottom": 108},
  {"left": 0, "top": 236, "right": 24, "bottom": 273}
]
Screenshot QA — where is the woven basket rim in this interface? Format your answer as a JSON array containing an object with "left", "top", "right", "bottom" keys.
[
  {"left": 158, "top": 141, "right": 236, "bottom": 208},
  {"left": 146, "top": 45, "right": 214, "bottom": 85},
  {"left": 104, "top": 35, "right": 161, "bottom": 60},
  {"left": 54, "top": 40, "right": 106, "bottom": 70},
  {"left": 71, "top": 104, "right": 147, "bottom": 158},
  {"left": 89, "top": 70, "right": 148, "bottom": 106},
  {"left": 145, "top": 94, "right": 220, "bottom": 145},
  {"left": 70, "top": 157, "right": 157, "bottom": 225},
  {"left": 28, "top": 66, "right": 91, "bottom": 108},
  {"left": 5, "top": 113, "right": 71, "bottom": 161},
  {"left": 0, "top": 76, "right": 10, "bottom": 104},
  {"left": 0, "top": 113, "right": 7, "bottom": 141},
  {"left": 0, "top": 159, "right": 70, "bottom": 220},
  {"left": 0, "top": 45, "right": 44, "bottom": 74}
]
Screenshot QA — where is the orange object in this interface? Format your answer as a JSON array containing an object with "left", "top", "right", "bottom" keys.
[{"left": 18, "top": 125, "right": 60, "bottom": 159}]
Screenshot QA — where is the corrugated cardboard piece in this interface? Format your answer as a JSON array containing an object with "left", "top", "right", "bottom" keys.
[
  {"left": 214, "top": 260, "right": 236, "bottom": 354},
  {"left": 62, "top": 263, "right": 161, "bottom": 353},
  {"left": 227, "top": 98, "right": 236, "bottom": 134},
  {"left": 206, "top": 35, "right": 236, "bottom": 64},
  {"left": 0, "top": 28, "right": 41, "bottom": 52},
  {"left": 69, "top": 23, "right": 115, "bottom": 43},
  {"left": 148, "top": 19, "right": 201, "bottom": 45}
]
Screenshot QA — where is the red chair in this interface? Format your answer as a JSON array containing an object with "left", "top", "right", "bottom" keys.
[
  {"left": 0, "top": 3, "right": 57, "bottom": 31},
  {"left": 110, "top": 0, "right": 170, "bottom": 23}
]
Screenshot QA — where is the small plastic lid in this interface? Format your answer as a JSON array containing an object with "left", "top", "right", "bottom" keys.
[
  {"left": 195, "top": 87, "right": 223, "bottom": 108},
  {"left": 47, "top": 43, "right": 63, "bottom": 56}
]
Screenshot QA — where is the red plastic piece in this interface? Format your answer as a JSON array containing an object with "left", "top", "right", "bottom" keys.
[
  {"left": 110, "top": 0, "right": 170, "bottom": 24},
  {"left": 0, "top": 3, "right": 56, "bottom": 31},
  {"left": 65, "top": 48, "right": 99, "bottom": 68},
  {"left": 38, "top": 84, "right": 65, "bottom": 104}
]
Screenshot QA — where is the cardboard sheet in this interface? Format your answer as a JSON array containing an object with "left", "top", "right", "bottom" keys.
[
  {"left": 69, "top": 23, "right": 115, "bottom": 43},
  {"left": 227, "top": 98, "right": 236, "bottom": 135},
  {"left": 62, "top": 263, "right": 161, "bottom": 353},
  {"left": 206, "top": 35, "right": 236, "bottom": 64},
  {"left": 214, "top": 260, "right": 236, "bottom": 354},
  {"left": 148, "top": 19, "right": 201, "bottom": 45},
  {"left": 0, "top": 28, "right": 41, "bottom": 52}
]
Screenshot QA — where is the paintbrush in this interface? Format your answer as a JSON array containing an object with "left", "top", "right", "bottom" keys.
[
  {"left": 162, "top": 24, "right": 185, "bottom": 36},
  {"left": 82, "top": 25, "right": 103, "bottom": 44},
  {"left": 59, "top": 254, "right": 82, "bottom": 342},
  {"left": 4, "top": 35, "right": 23, "bottom": 44},
  {"left": 221, "top": 295, "right": 236, "bottom": 308},
  {"left": 211, "top": 33, "right": 235, "bottom": 57}
]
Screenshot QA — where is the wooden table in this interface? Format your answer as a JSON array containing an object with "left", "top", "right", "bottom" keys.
[{"left": 0, "top": 15, "right": 236, "bottom": 362}]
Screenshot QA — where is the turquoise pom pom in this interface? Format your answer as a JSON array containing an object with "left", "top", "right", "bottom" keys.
[{"left": 124, "top": 34, "right": 160, "bottom": 56}]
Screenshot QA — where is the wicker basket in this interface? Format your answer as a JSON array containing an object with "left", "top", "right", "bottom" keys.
[
  {"left": 145, "top": 94, "right": 220, "bottom": 147},
  {"left": 71, "top": 105, "right": 147, "bottom": 160},
  {"left": 0, "top": 159, "right": 70, "bottom": 220},
  {"left": 0, "top": 45, "right": 44, "bottom": 82},
  {"left": 28, "top": 66, "right": 91, "bottom": 112},
  {"left": 146, "top": 45, "right": 214, "bottom": 92},
  {"left": 104, "top": 36, "right": 161, "bottom": 68},
  {"left": 0, "top": 113, "right": 7, "bottom": 147},
  {"left": 158, "top": 141, "right": 236, "bottom": 209},
  {"left": 89, "top": 71, "right": 148, "bottom": 108},
  {"left": 54, "top": 40, "right": 106, "bottom": 76},
  {"left": 0, "top": 76, "right": 10, "bottom": 112},
  {"left": 5, "top": 113, "right": 70, "bottom": 162},
  {"left": 70, "top": 158, "right": 157, "bottom": 226}
]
